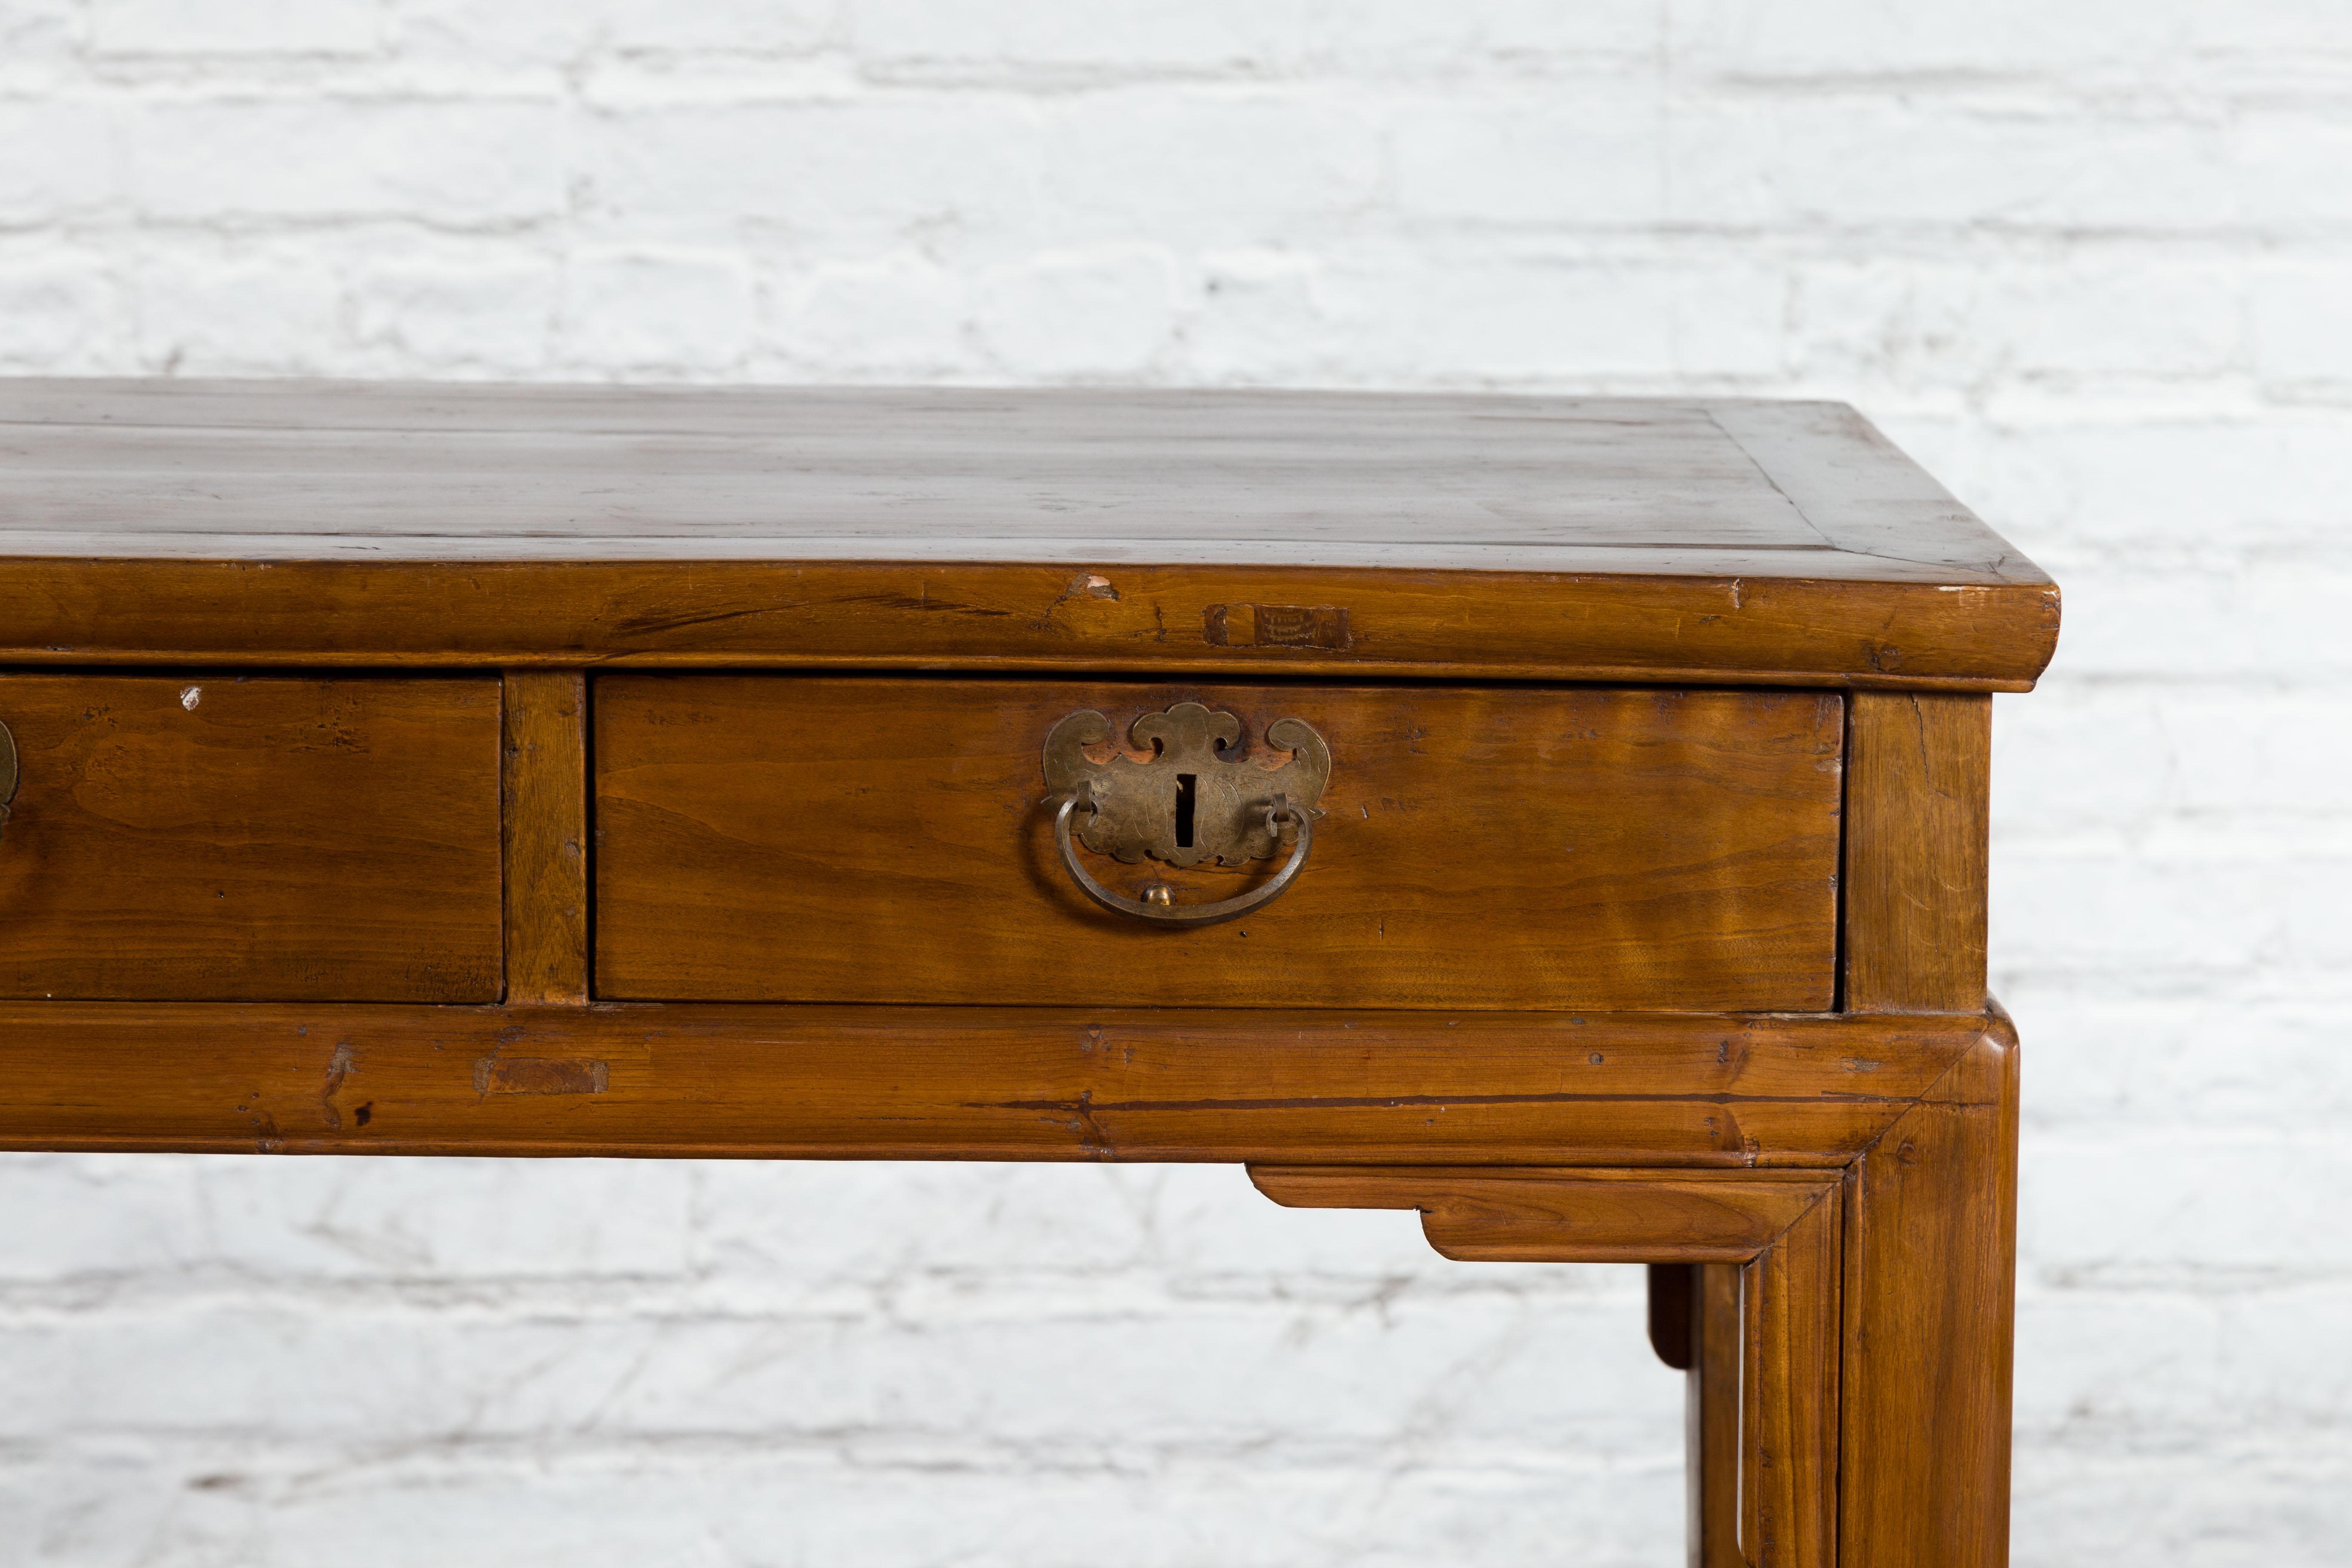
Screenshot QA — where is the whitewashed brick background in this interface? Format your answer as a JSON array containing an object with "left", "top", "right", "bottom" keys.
[{"left": 1, "top": 1, "right": 2347, "bottom": 1563}]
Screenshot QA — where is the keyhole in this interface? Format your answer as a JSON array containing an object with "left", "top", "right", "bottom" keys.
[{"left": 1174, "top": 773, "right": 1197, "bottom": 848}]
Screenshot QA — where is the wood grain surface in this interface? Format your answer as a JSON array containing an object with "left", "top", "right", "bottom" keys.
[
  {"left": 593, "top": 677, "right": 1846, "bottom": 1011},
  {"left": 1690, "top": 1262, "right": 1744, "bottom": 1568},
  {"left": 0, "top": 675, "right": 500, "bottom": 1001},
  {"left": 0, "top": 381, "right": 2051, "bottom": 581},
  {"left": 501, "top": 671, "right": 588, "bottom": 1005},
  {"left": 0, "top": 1004, "right": 1993, "bottom": 1164},
  {"left": 1839, "top": 1011, "right": 2021, "bottom": 1565},
  {"left": 0, "top": 557, "right": 2062, "bottom": 690},
  {"left": 1744, "top": 1187, "right": 1842, "bottom": 1568},
  {"left": 1844, "top": 692, "right": 1992, "bottom": 1013},
  {"left": 0, "top": 381, "right": 2061, "bottom": 689}
]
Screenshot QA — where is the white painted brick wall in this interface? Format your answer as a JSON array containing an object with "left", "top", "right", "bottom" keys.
[{"left": 0, "top": 1, "right": 2347, "bottom": 1562}]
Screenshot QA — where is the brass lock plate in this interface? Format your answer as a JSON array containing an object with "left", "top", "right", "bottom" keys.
[{"left": 1042, "top": 701, "right": 1329, "bottom": 868}]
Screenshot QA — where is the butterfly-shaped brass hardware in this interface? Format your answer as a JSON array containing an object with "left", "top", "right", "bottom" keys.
[{"left": 1041, "top": 701, "right": 1329, "bottom": 869}]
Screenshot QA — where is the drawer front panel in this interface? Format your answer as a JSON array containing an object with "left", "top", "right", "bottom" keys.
[
  {"left": 594, "top": 677, "right": 1844, "bottom": 1011},
  {"left": 0, "top": 675, "right": 502, "bottom": 1001}
]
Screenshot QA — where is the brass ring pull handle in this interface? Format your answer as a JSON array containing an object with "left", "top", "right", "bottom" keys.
[
  {"left": 1054, "top": 784, "right": 1315, "bottom": 928},
  {"left": 0, "top": 718, "right": 15, "bottom": 839},
  {"left": 1041, "top": 701, "right": 1330, "bottom": 928}
]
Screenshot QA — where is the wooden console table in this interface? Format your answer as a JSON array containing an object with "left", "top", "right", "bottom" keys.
[{"left": 0, "top": 381, "right": 2057, "bottom": 1566}]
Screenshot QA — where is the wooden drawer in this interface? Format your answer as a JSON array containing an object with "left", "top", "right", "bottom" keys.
[
  {"left": 593, "top": 677, "right": 1844, "bottom": 1011},
  {"left": 0, "top": 675, "right": 502, "bottom": 1001}
]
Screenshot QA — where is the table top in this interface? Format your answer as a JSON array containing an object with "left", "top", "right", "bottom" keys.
[
  {"left": 1, "top": 380, "right": 2043, "bottom": 580},
  {"left": 0, "top": 380, "right": 2059, "bottom": 686}
]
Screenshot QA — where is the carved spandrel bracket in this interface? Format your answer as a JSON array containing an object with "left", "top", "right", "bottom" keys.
[{"left": 1245, "top": 1165, "right": 1837, "bottom": 1265}]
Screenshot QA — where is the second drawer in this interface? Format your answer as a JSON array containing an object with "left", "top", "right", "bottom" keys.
[{"left": 592, "top": 677, "right": 1845, "bottom": 1011}]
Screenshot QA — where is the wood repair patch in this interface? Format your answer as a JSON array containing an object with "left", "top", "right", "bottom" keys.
[
  {"left": 1203, "top": 604, "right": 1351, "bottom": 650},
  {"left": 475, "top": 1057, "right": 608, "bottom": 1095}
]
